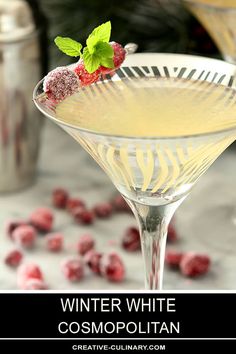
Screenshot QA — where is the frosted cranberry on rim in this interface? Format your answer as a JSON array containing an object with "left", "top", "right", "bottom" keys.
[{"left": 42, "top": 21, "right": 133, "bottom": 102}]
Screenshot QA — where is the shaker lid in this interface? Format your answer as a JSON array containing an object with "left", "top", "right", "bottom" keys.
[{"left": 0, "top": 0, "right": 35, "bottom": 42}]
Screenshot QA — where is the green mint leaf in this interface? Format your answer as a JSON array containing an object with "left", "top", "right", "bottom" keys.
[
  {"left": 83, "top": 47, "right": 100, "bottom": 73},
  {"left": 96, "top": 42, "right": 114, "bottom": 59},
  {"left": 89, "top": 21, "right": 111, "bottom": 43},
  {"left": 86, "top": 35, "right": 99, "bottom": 54},
  {"left": 100, "top": 57, "right": 115, "bottom": 69},
  {"left": 86, "top": 21, "right": 112, "bottom": 54},
  {"left": 54, "top": 36, "right": 82, "bottom": 57}
]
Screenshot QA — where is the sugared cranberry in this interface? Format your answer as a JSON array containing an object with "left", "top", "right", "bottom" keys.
[
  {"left": 112, "top": 195, "right": 131, "bottom": 213},
  {"left": 52, "top": 188, "right": 69, "bottom": 209},
  {"left": 100, "top": 42, "right": 126, "bottom": 75},
  {"left": 122, "top": 227, "right": 141, "bottom": 252},
  {"left": 111, "top": 42, "right": 126, "bottom": 67},
  {"left": 167, "top": 223, "right": 178, "bottom": 242},
  {"left": 67, "top": 198, "right": 86, "bottom": 213},
  {"left": 12, "top": 225, "right": 36, "bottom": 248},
  {"left": 5, "top": 220, "right": 27, "bottom": 239},
  {"left": 72, "top": 205, "right": 86, "bottom": 222},
  {"left": 100, "top": 252, "right": 125, "bottom": 282},
  {"left": 43, "top": 66, "right": 79, "bottom": 102},
  {"left": 61, "top": 258, "right": 84, "bottom": 282},
  {"left": 93, "top": 202, "right": 113, "bottom": 218},
  {"left": 46, "top": 233, "right": 63, "bottom": 252},
  {"left": 74, "top": 60, "right": 101, "bottom": 86},
  {"left": 4, "top": 249, "right": 23, "bottom": 267},
  {"left": 180, "top": 252, "right": 211, "bottom": 277},
  {"left": 74, "top": 209, "right": 95, "bottom": 225},
  {"left": 24, "top": 278, "right": 48, "bottom": 290},
  {"left": 76, "top": 234, "right": 95, "bottom": 256},
  {"left": 165, "top": 250, "right": 183, "bottom": 268},
  {"left": 17, "top": 263, "right": 43, "bottom": 289},
  {"left": 84, "top": 250, "right": 102, "bottom": 274},
  {"left": 30, "top": 207, "right": 53, "bottom": 233}
]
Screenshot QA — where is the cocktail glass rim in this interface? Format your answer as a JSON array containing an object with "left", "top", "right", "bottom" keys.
[
  {"left": 183, "top": 0, "right": 236, "bottom": 11},
  {"left": 33, "top": 52, "right": 236, "bottom": 290},
  {"left": 33, "top": 52, "right": 236, "bottom": 141}
]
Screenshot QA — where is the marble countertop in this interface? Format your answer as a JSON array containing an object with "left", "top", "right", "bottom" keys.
[{"left": 1, "top": 119, "right": 236, "bottom": 290}]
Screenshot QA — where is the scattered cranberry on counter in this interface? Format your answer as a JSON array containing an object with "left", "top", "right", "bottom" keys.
[
  {"left": 30, "top": 207, "right": 54, "bottom": 233},
  {"left": 100, "top": 252, "right": 125, "bottom": 282},
  {"left": 167, "top": 223, "right": 178, "bottom": 243},
  {"left": 46, "top": 233, "right": 64, "bottom": 252},
  {"left": 84, "top": 250, "right": 102, "bottom": 275},
  {"left": 165, "top": 250, "right": 183, "bottom": 268},
  {"left": 180, "top": 252, "right": 211, "bottom": 277},
  {"left": 72, "top": 205, "right": 86, "bottom": 222},
  {"left": 75, "top": 209, "right": 95, "bottom": 225},
  {"left": 24, "top": 278, "right": 48, "bottom": 290},
  {"left": 61, "top": 258, "right": 84, "bottom": 282},
  {"left": 4, "top": 186, "right": 213, "bottom": 288},
  {"left": 93, "top": 202, "right": 113, "bottom": 218},
  {"left": 4, "top": 249, "right": 23, "bottom": 267},
  {"left": 52, "top": 188, "right": 69, "bottom": 209},
  {"left": 112, "top": 195, "right": 131, "bottom": 213},
  {"left": 76, "top": 234, "right": 95, "bottom": 256},
  {"left": 5, "top": 220, "right": 28, "bottom": 240},
  {"left": 66, "top": 198, "right": 86, "bottom": 213},
  {"left": 12, "top": 225, "right": 36, "bottom": 249},
  {"left": 122, "top": 226, "right": 141, "bottom": 252},
  {"left": 17, "top": 263, "right": 44, "bottom": 290}
]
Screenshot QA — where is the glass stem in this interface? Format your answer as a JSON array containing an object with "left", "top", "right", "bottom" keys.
[{"left": 124, "top": 197, "right": 185, "bottom": 290}]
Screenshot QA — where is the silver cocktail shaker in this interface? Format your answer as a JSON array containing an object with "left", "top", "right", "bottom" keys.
[{"left": 0, "top": 0, "right": 45, "bottom": 192}]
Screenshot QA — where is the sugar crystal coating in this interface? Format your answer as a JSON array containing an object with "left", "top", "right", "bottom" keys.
[
  {"left": 74, "top": 209, "right": 95, "bottom": 225},
  {"left": 12, "top": 225, "right": 36, "bottom": 248},
  {"left": 46, "top": 233, "right": 64, "bottom": 252},
  {"left": 93, "top": 202, "right": 113, "bottom": 218},
  {"left": 43, "top": 67, "right": 79, "bottom": 102},
  {"left": 17, "top": 263, "right": 43, "bottom": 289},
  {"left": 84, "top": 250, "right": 102, "bottom": 274},
  {"left": 165, "top": 250, "right": 183, "bottom": 268},
  {"left": 180, "top": 252, "right": 210, "bottom": 277},
  {"left": 167, "top": 223, "right": 178, "bottom": 243},
  {"left": 61, "top": 258, "right": 84, "bottom": 282},
  {"left": 52, "top": 188, "right": 69, "bottom": 209},
  {"left": 122, "top": 226, "right": 141, "bottom": 252},
  {"left": 76, "top": 234, "right": 95, "bottom": 256},
  {"left": 30, "top": 207, "right": 54, "bottom": 233},
  {"left": 24, "top": 278, "right": 48, "bottom": 290},
  {"left": 5, "top": 219, "right": 28, "bottom": 239},
  {"left": 67, "top": 198, "right": 86, "bottom": 213},
  {"left": 4, "top": 249, "right": 23, "bottom": 267},
  {"left": 100, "top": 252, "right": 125, "bottom": 282}
]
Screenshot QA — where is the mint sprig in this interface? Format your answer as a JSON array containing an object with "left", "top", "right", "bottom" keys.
[
  {"left": 82, "top": 47, "right": 100, "bottom": 74},
  {"left": 54, "top": 21, "right": 115, "bottom": 74},
  {"left": 83, "top": 40, "right": 114, "bottom": 73},
  {"left": 54, "top": 37, "right": 82, "bottom": 57},
  {"left": 86, "top": 21, "right": 111, "bottom": 52}
]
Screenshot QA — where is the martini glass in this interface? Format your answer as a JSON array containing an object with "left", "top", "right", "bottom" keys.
[
  {"left": 183, "top": 0, "right": 236, "bottom": 64},
  {"left": 33, "top": 53, "right": 236, "bottom": 290},
  {"left": 180, "top": 0, "right": 236, "bottom": 253}
]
